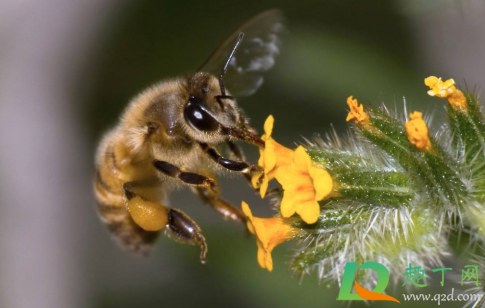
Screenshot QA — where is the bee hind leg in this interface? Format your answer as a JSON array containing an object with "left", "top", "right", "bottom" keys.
[
  {"left": 165, "top": 208, "right": 208, "bottom": 264},
  {"left": 95, "top": 177, "right": 163, "bottom": 256},
  {"left": 123, "top": 179, "right": 208, "bottom": 263}
]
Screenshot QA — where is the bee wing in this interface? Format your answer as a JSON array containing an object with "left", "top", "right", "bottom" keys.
[{"left": 199, "top": 10, "right": 285, "bottom": 96}]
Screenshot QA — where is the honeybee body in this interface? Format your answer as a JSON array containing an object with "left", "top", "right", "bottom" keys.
[
  {"left": 94, "top": 10, "right": 283, "bottom": 262},
  {"left": 95, "top": 76, "right": 218, "bottom": 254}
]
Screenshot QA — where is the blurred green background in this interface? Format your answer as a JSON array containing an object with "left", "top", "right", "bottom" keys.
[{"left": 1, "top": 0, "right": 484, "bottom": 307}]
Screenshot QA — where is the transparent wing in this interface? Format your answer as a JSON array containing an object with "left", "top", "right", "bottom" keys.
[{"left": 199, "top": 10, "right": 285, "bottom": 97}]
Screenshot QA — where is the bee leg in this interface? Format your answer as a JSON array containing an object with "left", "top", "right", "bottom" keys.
[
  {"left": 153, "top": 160, "right": 216, "bottom": 189},
  {"left": 123, "top": 179, "right": 208, "bottom": 263},
  {"left": 122, "top": 179, "right": 171, "bottom": 232},
  {"left": 226, "top": 140, "right": 265, "bottom": 191},
  {"left": 153, "top": 159, "right": 246, "bottom": 225},
  {"left": 193, "top": 180, "right": 247, "bottom": 224},
  {"left": 95, "top": 177, "right": 165, "bottom": 255},
  {"left": 199, "top": 142, "right": 263, "bottom": 182},
  {"left": 122, "top": 177, "right": 160, "bottom": 200},
  {"left": 165, "top": 208, "right": 208, "bottom": 264}
]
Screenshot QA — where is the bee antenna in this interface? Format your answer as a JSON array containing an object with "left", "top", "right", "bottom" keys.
[{"left": 219, "top": 32, "right": 244, "bottom": 96}]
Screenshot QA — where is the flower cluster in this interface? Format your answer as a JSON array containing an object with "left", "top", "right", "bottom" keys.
[
  {"left": 345, "top": 95, "right": 434, "bottom": 153},
  {"left": 244, "top": 75, "right": 477, "bottom": 284},
  {"left": 249, "top": 115, "right": 334, "bottom": 225},
  {"left": 244, "top": 115, "right": 334, "bottom": 271}
]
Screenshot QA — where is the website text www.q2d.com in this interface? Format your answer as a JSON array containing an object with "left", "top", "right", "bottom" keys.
[{"left": 337, "top": 261, "right": 482, "bottom": 305}]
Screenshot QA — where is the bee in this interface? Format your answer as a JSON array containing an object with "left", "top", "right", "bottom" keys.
[{"left": 94, "top": 10, "right": 284, "bottom": 263}]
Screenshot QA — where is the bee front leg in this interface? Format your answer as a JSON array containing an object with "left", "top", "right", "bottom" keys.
[
  {"left": 225, "top": 141, "right": 283, "bottom": 197},
  {"left": 199, "top": 142, "right": 263, "bottom": 184},
  {"left": 153, "top": 160, "right": 216, "bottom": 190},
  {"left": 226, "top": 140, "right": 264, "bottom": 189}
]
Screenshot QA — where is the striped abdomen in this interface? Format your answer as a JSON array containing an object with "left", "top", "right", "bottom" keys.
[{"left": 94, "top": 133, "right": 160, "bottom": 255}]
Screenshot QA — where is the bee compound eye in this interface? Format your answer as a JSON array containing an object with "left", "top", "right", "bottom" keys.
[{"left": 184, "top": 96, "right": 220, "bottom": 132}]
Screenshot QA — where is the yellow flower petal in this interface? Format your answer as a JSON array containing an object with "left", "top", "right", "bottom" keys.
[
  {"left": 264, "top": 249, "right": 274, "bottom": 272},
  {"left": 274, "top": 165, "right": 296, "bottom": 186},
  {"left": 424, "top": 76, "right": 438, "bottom": 88},
  {"left": 263, "top": 138, "right": 277, "bottom": 174},
  {"left": 280, "top": 192, "right": 297, "bottom": 218},
  {"left": 264, "top": 114, "right": 274, "bottom": 136},
  {"left": 310, "top": 166, "right": 333, "bottom": 201},
  {"left": 256, "top": 240, "right": 267, "bottom": 270},
  {"left": 293, "top": 146, "right": 311, "bottom": 171},
  {"left": 242, "top": 201, "right": 252, "bottom": 218},
  {"left": 297, "top": 201, "right": 320, "bottom": 224},
  {"left": 242, "top": 201, "right": 256, "bottom": 234},
  {"left": 242, "top": 201, "right": 298, "bottom": 272},
  {"left": 259, "top": 178, "right": 269, "bottom": 199},
  {"left": 275, "top": 146, "right": 333, "bottom": 224},
  {"left": 253, "top": 115, "right": 294, "bottom": 198}
]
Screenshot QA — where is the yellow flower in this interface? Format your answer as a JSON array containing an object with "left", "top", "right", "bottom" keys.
[
  {"left": 424, "top": 76, "right": 467, "bottom": 109},
  {"left": 346, "top": 96, "right": 369, "bottom": 124},
  {"left": 252, "top": 115, "right": 294, "bottom": 198},
  {"left": 242, "top": 201, "right": 298, "bottom": 272},
  {"left": 275, "top": 146, "right": 333, "bottom": 224},
  {"left": 424, "top": 76, "right": 456, "bottom": 98},
  {"left": 405, "top": 111, "right": 432, "bottom": 152}
]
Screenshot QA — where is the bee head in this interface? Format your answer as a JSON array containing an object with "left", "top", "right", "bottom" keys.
[{"left": 182, "top": 73, "right": 263, "bottom": 147}]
